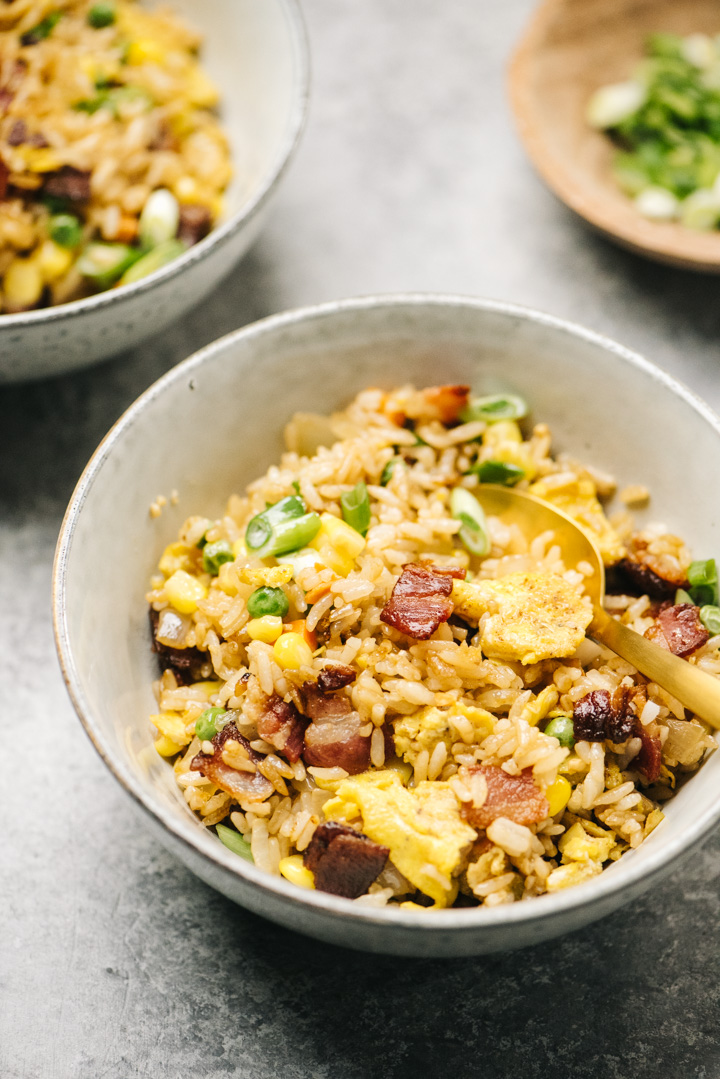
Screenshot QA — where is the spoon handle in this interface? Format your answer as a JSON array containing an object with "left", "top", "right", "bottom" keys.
[{"left": 591, "top": 606, "right": 720, "bottom": 731}]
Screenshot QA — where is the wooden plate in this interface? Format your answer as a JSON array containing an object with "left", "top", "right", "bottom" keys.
[{"left": 510, "top": 0, "right": 720, "bottom": 271}]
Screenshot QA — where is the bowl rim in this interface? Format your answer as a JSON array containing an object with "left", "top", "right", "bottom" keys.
[
  {"left": 52, "top": 291, "right": 720, "bottom": 933},
  {"left": 0, "top": 0, "right": 310, "bottom": 330}
]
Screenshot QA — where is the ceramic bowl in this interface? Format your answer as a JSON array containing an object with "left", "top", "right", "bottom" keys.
[
  {"left": 53, "top": 294, "right": 720, "bottom": 957},
  {"left": 510, "top": 0, "right": 720, "bottom": 271},
  {"left": 0, "top": 0, "right": 308, "bottom": 383}
]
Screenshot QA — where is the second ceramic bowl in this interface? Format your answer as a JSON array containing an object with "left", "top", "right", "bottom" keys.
[{"left": 54, "top": 294, "right": 720, "bottom": 956}]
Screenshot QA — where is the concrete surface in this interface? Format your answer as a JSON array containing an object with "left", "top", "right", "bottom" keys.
[{"left": 3, "top": 1, "right": 720, "bottom": 1076}]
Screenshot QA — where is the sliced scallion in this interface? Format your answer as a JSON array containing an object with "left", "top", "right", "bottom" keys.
[
  {"left": 119, "top": 238, "right": 185, "bottom": 285},
  {"left": 216, "top": 824, "right": 254, "bottom": 862},
  {"left": 687, "top": 558, "right": 719, "bottom": 607},
  {"left": 675, "top": 588, "right": 695, "bottom": 606},
  {"left": 460, "top": 393, "right": 528, "bottom": 425},
  {"left": 202, "top": 540, "right": 234, "bottom": 576},
  {"left": 450, "top": 487, "right": 490, "bottom": 557},
  {"left": 471, "top": 460, "right": 525, "bottom": 486},
  {"left": 379, "top": 459, "right": 396, "bottom": 487},
  {"left": 699, "top": 605, "right": 720, "bottom": 635},
  {"left": 340, "top": 481, "right": 371, "bottom": 536},
  {"left": 76, "top": 242, "right": 142, "bottom": 288},
  {"left": 245, "top": 495, "right": 320, "bottom": 559}
]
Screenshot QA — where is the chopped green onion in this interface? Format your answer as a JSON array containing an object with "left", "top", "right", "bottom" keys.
[
  {"left": 292, "top": 480, "right": 301, "bottom": 495},
  {"left": 202, "top": 540, "right": 234, "bottom": 576},
  {"left": 675, "top": 588, "right": 695, "bottom": 606},
  {"left": 460, "top": 393, "right": 528, "bottom": 424},
  {"left": 216, "top": 824, "right": 254, "bottom": 862},
  {"left": 74, "top": 85, "right": 153, "bottom": 116},
  {"left": 471, "top": 460, "right": 525, "bottom": 486},
  {"left": 340, "top": 481, "right": 371, "bottom": 536},
  {"left": 139, "top": 188, "right": 180, "bottom": 249},
  {"left": 76, "top": 242, "right": 142, "bottom": 287},
  {"left": 699, "top": 605, "right": 720, "bottom": 635},
  {"left": 119, "top": 238, "right": 185, "bottom": 285},
  {"left": 379, "top": 459, "right": 397, "bottom": 486},
  {"left": 450, "top": 487, "right": 490, "bottom": 557},
  {"left": 49, "top": 213, "right": 83, "bottom": 249},
  {"left": 245, "top": 496, "right": 321, "bottom": 559},
  {"left": 21, "top": 11, "right": 62, "bottom": 45},
  {"left": 247, "top": 586, "right": 289, "bottom": 619},
  {"left": 543, "top": 715, "right": 575, "bottom": 749},
  {"left": 195, "top": 706, "right": 228, "bottom": 742},
  {"left": 687, "top": 559, "right": 719, "bottom": 607},
  {"left": 87, "top": 3, "right": 116, "bottom": 28}
]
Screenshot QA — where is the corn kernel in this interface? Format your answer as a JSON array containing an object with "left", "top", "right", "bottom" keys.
[
  {"left": 309, "top": 512, "right": 366, "bottom": 576},
  {"left": 154, "top": 734, "right": 184, "bottom": 757},
  {"left": 151, "top": 711, "right": 191, "bottom": 746},
  {"left": 4, "top": 257, "right": 43, "bottom": 309},
  {"left": 159, "top": 541, "right": 195, "bottom": 577},
  {"left": 184, "top": 67, "right": 219, "bottom": 108},
  {"left": 278, "top": 855, "right": 315, "bottom": 890},
  {"left": 273, "top": 632, "right": 314, "bottom": 670},
  {"left": 164, "top": 569, "right": 207, "bottom": 613},
  {"left": 21, "top": 146, "right": 61, "bottom": 173},
  {"left": 36, "top": 240, "right": 73, "bottom": 283},
  {"left": 545, "top": 775, "right": 572, "bottom": 817},
  {"left": 189, "top": 680, "right": 223, "bottom": 700},
  {"left": 247, "top": 616, "right": 283, "bottom": 643},
  {"left": 126, "top": 38, "right": 165, "bottom": 65}
]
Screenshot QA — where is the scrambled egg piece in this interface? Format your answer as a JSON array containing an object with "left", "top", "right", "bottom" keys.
[
  {"left": 323, "top": 771, "right": 476, "bottom": 907},
  {"left": 528, "top": 475, "right": 624, "bottom": 565},
  {"left": 452, "top": 572, "right": 592, "bottom": 665},
  {"left": 481, "top": 421, "right": 538, "bottom": 480},
  {"left": 546, "top": 821, "right": 616, "bottom": 892},
  {"left": 393, "top": 704, "right": 495, "bottom": 766}
]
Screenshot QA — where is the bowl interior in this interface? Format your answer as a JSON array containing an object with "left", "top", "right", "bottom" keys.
[
  {"left": 510, "top": 0, "right": 720, "bottom": 270},
  {"left": 55, "top": 297, "right": 720, "bottom": 952}
]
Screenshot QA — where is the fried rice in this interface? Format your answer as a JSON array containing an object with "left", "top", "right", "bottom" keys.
[
  {"left": 145, "top": 384, "right": 719, "bottom": 910},
  {"left": 0, "top": 0, "right": 231, "bottom": 312}
]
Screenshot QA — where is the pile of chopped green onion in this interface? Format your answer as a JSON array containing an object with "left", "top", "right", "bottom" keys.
[{"left": 587, "top": 32, "right": 720, "bottom": 228}]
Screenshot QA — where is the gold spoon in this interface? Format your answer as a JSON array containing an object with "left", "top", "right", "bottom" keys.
[{"left": 475, "top": 485, "right": 720, "bottom": 730}]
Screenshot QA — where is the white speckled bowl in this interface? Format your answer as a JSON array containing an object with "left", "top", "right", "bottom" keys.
[
  {"left": 1, "top": 0, "right": 308, "bottom": 384},
  {"left": 53, "top": 295, "right": 720, "bottom": 956}
]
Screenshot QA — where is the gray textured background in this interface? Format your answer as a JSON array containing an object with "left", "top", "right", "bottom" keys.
[{"left": 3, "top": 1, "right": 720, "bottom": 1076}]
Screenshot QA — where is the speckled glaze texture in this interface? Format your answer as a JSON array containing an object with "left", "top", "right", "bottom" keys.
[
  {"left": 54, "top": 295, "right": 720, "bottom": 957},
  {"left": 0, "top": 0, "right": 309, "bottom": 384}
]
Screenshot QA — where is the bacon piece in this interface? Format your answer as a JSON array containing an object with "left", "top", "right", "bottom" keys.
[
  {"left": 190, "top": 721, "right": 273, "bottom": 802},
  {"left": 303, "top": 821, "right": 389, "bottom": 898},
  {"left": 149, "top": 608, "right": 209, "bottom": 685},
  {"left": 303, "top": 712, "right": 370, "bottom": 774},
  {"left": 573, "top": 687, "right": 635, "bottom": 744},
  {"left": 256, "top": 693, "right": 307, "bottom": 763},
  {"left": 422, "top": 384, "right": 471, "bottom": 424},
  {"left": 0, "top": 157, "right": 7, "bottom": 201},
  {"left": 636, "top": 723, "right": 663, "bottom": 783},
  {"left": 380, "top": 562, "right": 467, "bottom": 640},
  {"left": 317, "top": 663, "right": 356, "bottom": 692},
  {"left": 615, "top": 558, "right": 678, "bottom": 599},
  {"left": 644, "top": 604, "right": 709, "bottom": 658},
  {"left": 43, "top": 167, "right": 91, "bottom": 201},
  {"left": 460, "top": 765, "right": 548, "bottom": 829},
  {"left": 177, "top": 203, "right": 212, "bottom": 246},
  {"left": 6, "top": 118, "right": 47, "bottom": 147}
]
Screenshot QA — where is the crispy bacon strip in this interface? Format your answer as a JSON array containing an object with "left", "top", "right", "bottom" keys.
[
  {"left": 299, "top": 680, "right": 370, "bottom": 774},
  {"left": 644, "top": 604, "right": 709, "bottom": 658},
  {"left": 380, "top": 562, "right": 466, "bottom": 640},
  {"left": 43, "top": 166, "right": 91, "bottom": 201},
  {"left": 636, "top": 723, "right": 663, "bottom": 783},
  {"left": 190, "top": 721, "right": 273, "bottom": 802},
  {"left": 0, "top": 157, "right": 7, "bottom": 201},
  {"left": 149, "top": 608, "right": 209, "bottom": 686},
  {"left": 460, "top": 765, "right": 549, "bottom": 829},
  {"left": 256, "top": 693, "right": 307, "bottom": 763},
  {"left": 573, "top": 687, "right": 635, "bottom": 744},
  {"left": 317, "top": 663, "right": 356, "bottom": 692},
  {"left": 303, "top": 822, "right": 389, "bottom": 898}
]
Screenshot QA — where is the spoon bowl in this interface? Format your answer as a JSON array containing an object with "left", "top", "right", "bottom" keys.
[
  {"left": 509, "top": 0, "right": 720, "bottom": 271},
  {"left": 475, "top": 484, "right": 720, "bottom": 729}
]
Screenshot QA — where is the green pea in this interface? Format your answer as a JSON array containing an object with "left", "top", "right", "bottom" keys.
[
  {"left": 195, "top": 707, "right": 228, "bottom": 741},
  {"left": 49, "top": 214, "right": 83, "bottom": 249},
  {"left": 472, "top": 460, "right": 525, "bottom": 486},
  {"left": 247, "top": 586, "right": 289, "bottom": 619},
  {"left": 202, "top": 540, "right": 234, "bottom": 576},
  {"left": 88, "top": 3, "right": 116, "bottom": 28},
  {"left": 700, "top": 605, "right": 720, "bottom": 635},
  {"left": 544, "top": 715, "right": 575, "bottom": 748},
  {"left": 216, "top": 824, "right": 254, "bottom": 862}
]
